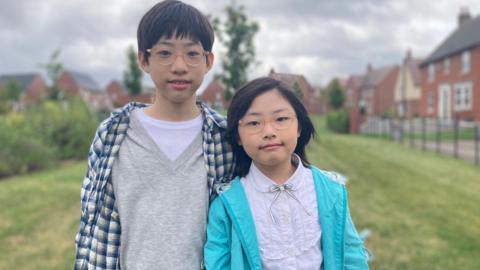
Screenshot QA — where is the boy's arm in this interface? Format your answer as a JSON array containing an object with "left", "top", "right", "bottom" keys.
[
  {"left": 74, "top": 126, "right": 103, "bottom": 268},
  {"left": 204, "top": 198, "right": 232, "bottom": 270},
  {"left": 344, "top": 204, "right": 370, "bottom": 270}
]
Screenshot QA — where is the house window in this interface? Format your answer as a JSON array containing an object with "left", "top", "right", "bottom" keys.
[
  {"left": 444, "top": 58, "right": 450, "bottom": 75},
  {"left": 454, "top": 81, "right": 473, "bottom": 111},
  {"left": 428, "top": 63, "right": 435, "bottom": 82},
  {"left": 427, "top": 92, "right": 434, "bottom": 114},
  {"left": 461, "top": 51, "right": 470, "bottom": 74}
]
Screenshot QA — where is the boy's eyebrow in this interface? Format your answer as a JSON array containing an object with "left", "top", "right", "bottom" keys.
[{"left": 156, "top": 41, "right": 201, "bottom": 47}]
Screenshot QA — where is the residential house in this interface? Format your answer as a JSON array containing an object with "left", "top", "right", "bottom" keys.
[
  {"left": 419, "top": 8, "right": 480, "bottom": 121},
  {"left": 58, "top": 70, "right": 113, "bottom": 111},
  {"left": 0, "top": 73, "right": 48, "bottom": 109},
  {"left": 268, "top": 69, "right": 322, "bottom": 114},
  {"left": 393, "top": 50, "right": 423, "bottom": 118},
  {"left": 105, "top": 80, "right": 155, "bottom": 107},
  {"left": 200, "top": 79, "right": 228, "bottom": 111},
  {"left": 347, "top": 64, "right": 399, "bottom": 133}
]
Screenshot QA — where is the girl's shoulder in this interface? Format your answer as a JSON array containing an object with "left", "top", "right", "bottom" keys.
[
  {"left": 309, "top": 166, "right": 348, "bottom": 186},
  {"left": 215, "top": 176, "right": 243, "bottom": 195}
]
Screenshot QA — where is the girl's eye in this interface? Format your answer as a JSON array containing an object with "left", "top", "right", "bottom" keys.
[
  {"left": 276, "top": 116, "right": 290, "bottom": 122},
  {"left": 246, "top": 120, "right": 260, "bottom": 126}
]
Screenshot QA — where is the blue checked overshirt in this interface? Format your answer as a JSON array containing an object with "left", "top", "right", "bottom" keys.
[{"left": 74, "top": 101, "right": 234, "bottom": 270}]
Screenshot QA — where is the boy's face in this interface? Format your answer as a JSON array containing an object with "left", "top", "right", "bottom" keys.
[{"left": 139, "top": 36, "right": 214, "bottom": 106}]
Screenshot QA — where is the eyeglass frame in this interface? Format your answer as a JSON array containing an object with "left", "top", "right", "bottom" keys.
[
  {"left": 238, "top": 114, "right": 298, "bottom": 134},
  {"left": 145, "top": 47, "right": 210, "bottom": 67}
]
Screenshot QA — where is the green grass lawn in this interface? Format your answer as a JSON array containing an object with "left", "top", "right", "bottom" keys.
[
  {"left": 309, "top": 117, "right": 480, "bottom": 269},
  {"left": 1, "top": 118, "right": 479, "bottom": 269},
  {"left": 0, "top": 162, "right": 85, "bottom": 270}
]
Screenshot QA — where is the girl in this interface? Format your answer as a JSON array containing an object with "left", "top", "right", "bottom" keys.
[{"left": 204, "top": 77, "right": 369, "bottom": 270}]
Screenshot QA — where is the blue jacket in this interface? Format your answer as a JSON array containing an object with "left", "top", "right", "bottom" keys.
[{"left": 204, "top": 166, "right": 369, "bottom": 270}]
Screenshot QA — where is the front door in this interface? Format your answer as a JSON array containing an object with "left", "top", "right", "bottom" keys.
[{"left": 438, "top": 84, "right": 451, "bottom": 119}]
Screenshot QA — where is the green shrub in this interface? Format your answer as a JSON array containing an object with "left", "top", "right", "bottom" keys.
[
  {"left": 0, "top": 98, "right": 99, "bottom": 177},
  {"left": 326, "top": 109, "right": 349, "bottom": 133},
  {"left": 25, "top": 98, "right": 99, "bottom": 159},
  {"left": 0, "top": 117, "right": 54, "bottom": 177}
]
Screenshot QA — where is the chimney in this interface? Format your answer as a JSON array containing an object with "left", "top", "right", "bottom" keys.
[
  {"left": 367, "top": 63, "right": 373, "bottom": 73},
  {"left": 458, "top": 7, "right": 471, "bottom": 27},
  {"left": 269, "top": 68, "right": 275, "bottom": 76},
  {"left": 404, "top": 49, "right": 412, "bottom": 64}
]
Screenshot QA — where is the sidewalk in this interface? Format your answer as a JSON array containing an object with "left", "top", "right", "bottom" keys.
[{"left": 402, "top": 139, "right": 479, "bottom": 164}]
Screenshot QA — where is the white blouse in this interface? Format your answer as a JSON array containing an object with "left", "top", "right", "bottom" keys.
[{"left": 241, "top": 158, "right": 323, "bottom": 270}]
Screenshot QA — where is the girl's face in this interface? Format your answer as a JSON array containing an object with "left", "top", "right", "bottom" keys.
[{"left": 237, "top": 89, "right": 300, "bottom": 172}]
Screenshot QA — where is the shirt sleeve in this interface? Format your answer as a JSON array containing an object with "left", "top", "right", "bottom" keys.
[
  {"left": 344, "top": 204, "right": 370, "bottom": 270},
  {"left": 204, "top": 197, "right": 232, "bottom": 270}
]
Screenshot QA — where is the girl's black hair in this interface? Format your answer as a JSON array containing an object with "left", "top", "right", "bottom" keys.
[
  {"left": 226, "top": 77, "right": 316, "bottom": 177},
  {"left": 137, "top": 0, "right": 214, "bottom": 63}
]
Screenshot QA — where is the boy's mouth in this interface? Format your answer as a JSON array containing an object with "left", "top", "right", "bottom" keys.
[{"left": 168, "top": 79, "right": 191, "bottom": 90}]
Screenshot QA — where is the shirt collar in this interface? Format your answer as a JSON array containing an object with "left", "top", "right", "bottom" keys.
[{"left": 248, "top": 154, "right": 306, "bottom": 193}]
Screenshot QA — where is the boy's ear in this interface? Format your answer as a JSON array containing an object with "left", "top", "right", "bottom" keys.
[
  {"left": 138, "top": 51, "right": 150, "bottom": 73},
  {"left": 205, "top": 52, "right": 215, "bottom": 71}
]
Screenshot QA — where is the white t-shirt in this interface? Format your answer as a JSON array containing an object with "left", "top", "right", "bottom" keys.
[{"left": 134, "top": 108, "right": 203, "bottom": 161}]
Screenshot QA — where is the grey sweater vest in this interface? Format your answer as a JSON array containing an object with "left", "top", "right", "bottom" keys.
[{"left": 112, "top": 112, "right": 208, "bottom": 270}]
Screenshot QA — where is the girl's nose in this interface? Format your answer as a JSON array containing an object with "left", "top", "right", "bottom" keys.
[{"left": 262, "top": 122, "right": 277, "bottom": 138}]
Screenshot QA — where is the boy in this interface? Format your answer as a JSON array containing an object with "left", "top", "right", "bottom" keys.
[{"left": 74, "top": 1, "right": 233, "bottom": 269}]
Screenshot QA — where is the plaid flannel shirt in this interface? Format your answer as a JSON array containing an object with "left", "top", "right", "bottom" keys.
[{"left": 74, "top": 102, "right": 234, "bottom": 270}]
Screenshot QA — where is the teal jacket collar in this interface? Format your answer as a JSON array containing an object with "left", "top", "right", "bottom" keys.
[{"left": 217, "top": 166, "right": 346, "bottom": 269}]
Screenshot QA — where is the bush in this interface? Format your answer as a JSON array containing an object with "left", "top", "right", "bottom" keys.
[
  {"left": 25, "top": 98, "right": 99, "bottom": 159},
  {"left": 0, "top": 98, "right": 99, "bottom": 177},
  {"left": 326, "top": 109, "right": 350, "bottom": 133},
  {"left": 0, "top": 117, "right": 55, "bottom": 177}
]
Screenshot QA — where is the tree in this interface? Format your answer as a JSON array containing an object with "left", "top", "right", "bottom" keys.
[
  {"left": 292, "top": 81, "right": 303, "bottom": 99},
  {"left": 40, "top": 49, "right": 64, "bottom": 100},
  {"left": 123, "top": 45, "right": 143, "bottom": 97},
  {"left": 212, "top": 4, "right": 259, "bottom": 101},
  {"left": 327, "top": 79, "right": 345, "bottom": 110},
  {"left": 0, "top": 80, "right": 22, "bottom": 113}
]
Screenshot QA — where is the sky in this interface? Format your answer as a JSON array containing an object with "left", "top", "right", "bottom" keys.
[{"left": 1, "top": 0, "right": 479, "bottom": 92}]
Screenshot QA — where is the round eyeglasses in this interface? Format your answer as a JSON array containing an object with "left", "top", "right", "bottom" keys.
[
  {"left": 238, "top": 114, "right": 297, "bottom": 134},
  {"left": 146, "top": 48, "right": 210, "bottom": 67}
]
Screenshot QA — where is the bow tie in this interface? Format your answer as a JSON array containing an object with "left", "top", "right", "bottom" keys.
[{"left": 268, "top": 184, "right": 311, "bottom": 225}]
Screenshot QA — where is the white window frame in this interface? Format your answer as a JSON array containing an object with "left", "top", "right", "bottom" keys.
[
  {"left": 428, "top": 63, "right": 435, "bottom": 82},
  {"left": 454, "top": 81, "right": 473, "bottom": 111},
  {"left": 444, "top": 58, "right": 450, "bottom": 75},
  {"left": 461, "top": 51, "right": 470, "bottom": 74}
]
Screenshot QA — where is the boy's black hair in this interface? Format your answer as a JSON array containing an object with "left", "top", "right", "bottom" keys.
[
  {"left": 137, "top": 0, "right": 214, "bottom": 63},
  {"left": 226, "top": 77, "right": 316, "bottom": 177}
]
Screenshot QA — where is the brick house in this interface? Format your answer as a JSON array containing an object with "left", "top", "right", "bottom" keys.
[
  {"left": 347, "top": 64, "right": 399, "bottom": 133},
  {"left": 268, "top": 69, "right": 322, "bottom": 114},
  {"left": 200, "top": 79, "right": 228, "bottom": 111},
  {"left": 393, "top": 50, "right": 423, "bottom": 118},
  {"left": 58, "top": 70, "right": 113, "bottom": 111},
  {"left": 419, "top": 8, "right": 480, "bottom": 121},
  {"left": 0, "top": 73, "right": 48, "bottom": 109},
  {"left": 105, "top": 80, "right": 155, "bottom": 107}
]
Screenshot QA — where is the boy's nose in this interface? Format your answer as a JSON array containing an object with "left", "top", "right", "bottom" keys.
[{"left": 170, "top": 54, "right": 188, "bottom": 73}]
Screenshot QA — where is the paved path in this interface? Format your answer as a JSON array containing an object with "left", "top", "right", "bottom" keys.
[{"left": 400, "top": 139, "right": 479, "bottom": 165}]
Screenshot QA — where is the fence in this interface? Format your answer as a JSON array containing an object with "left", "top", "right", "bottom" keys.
[{"left": 359, "top": 117, "right": 480, "bottom": 165}]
